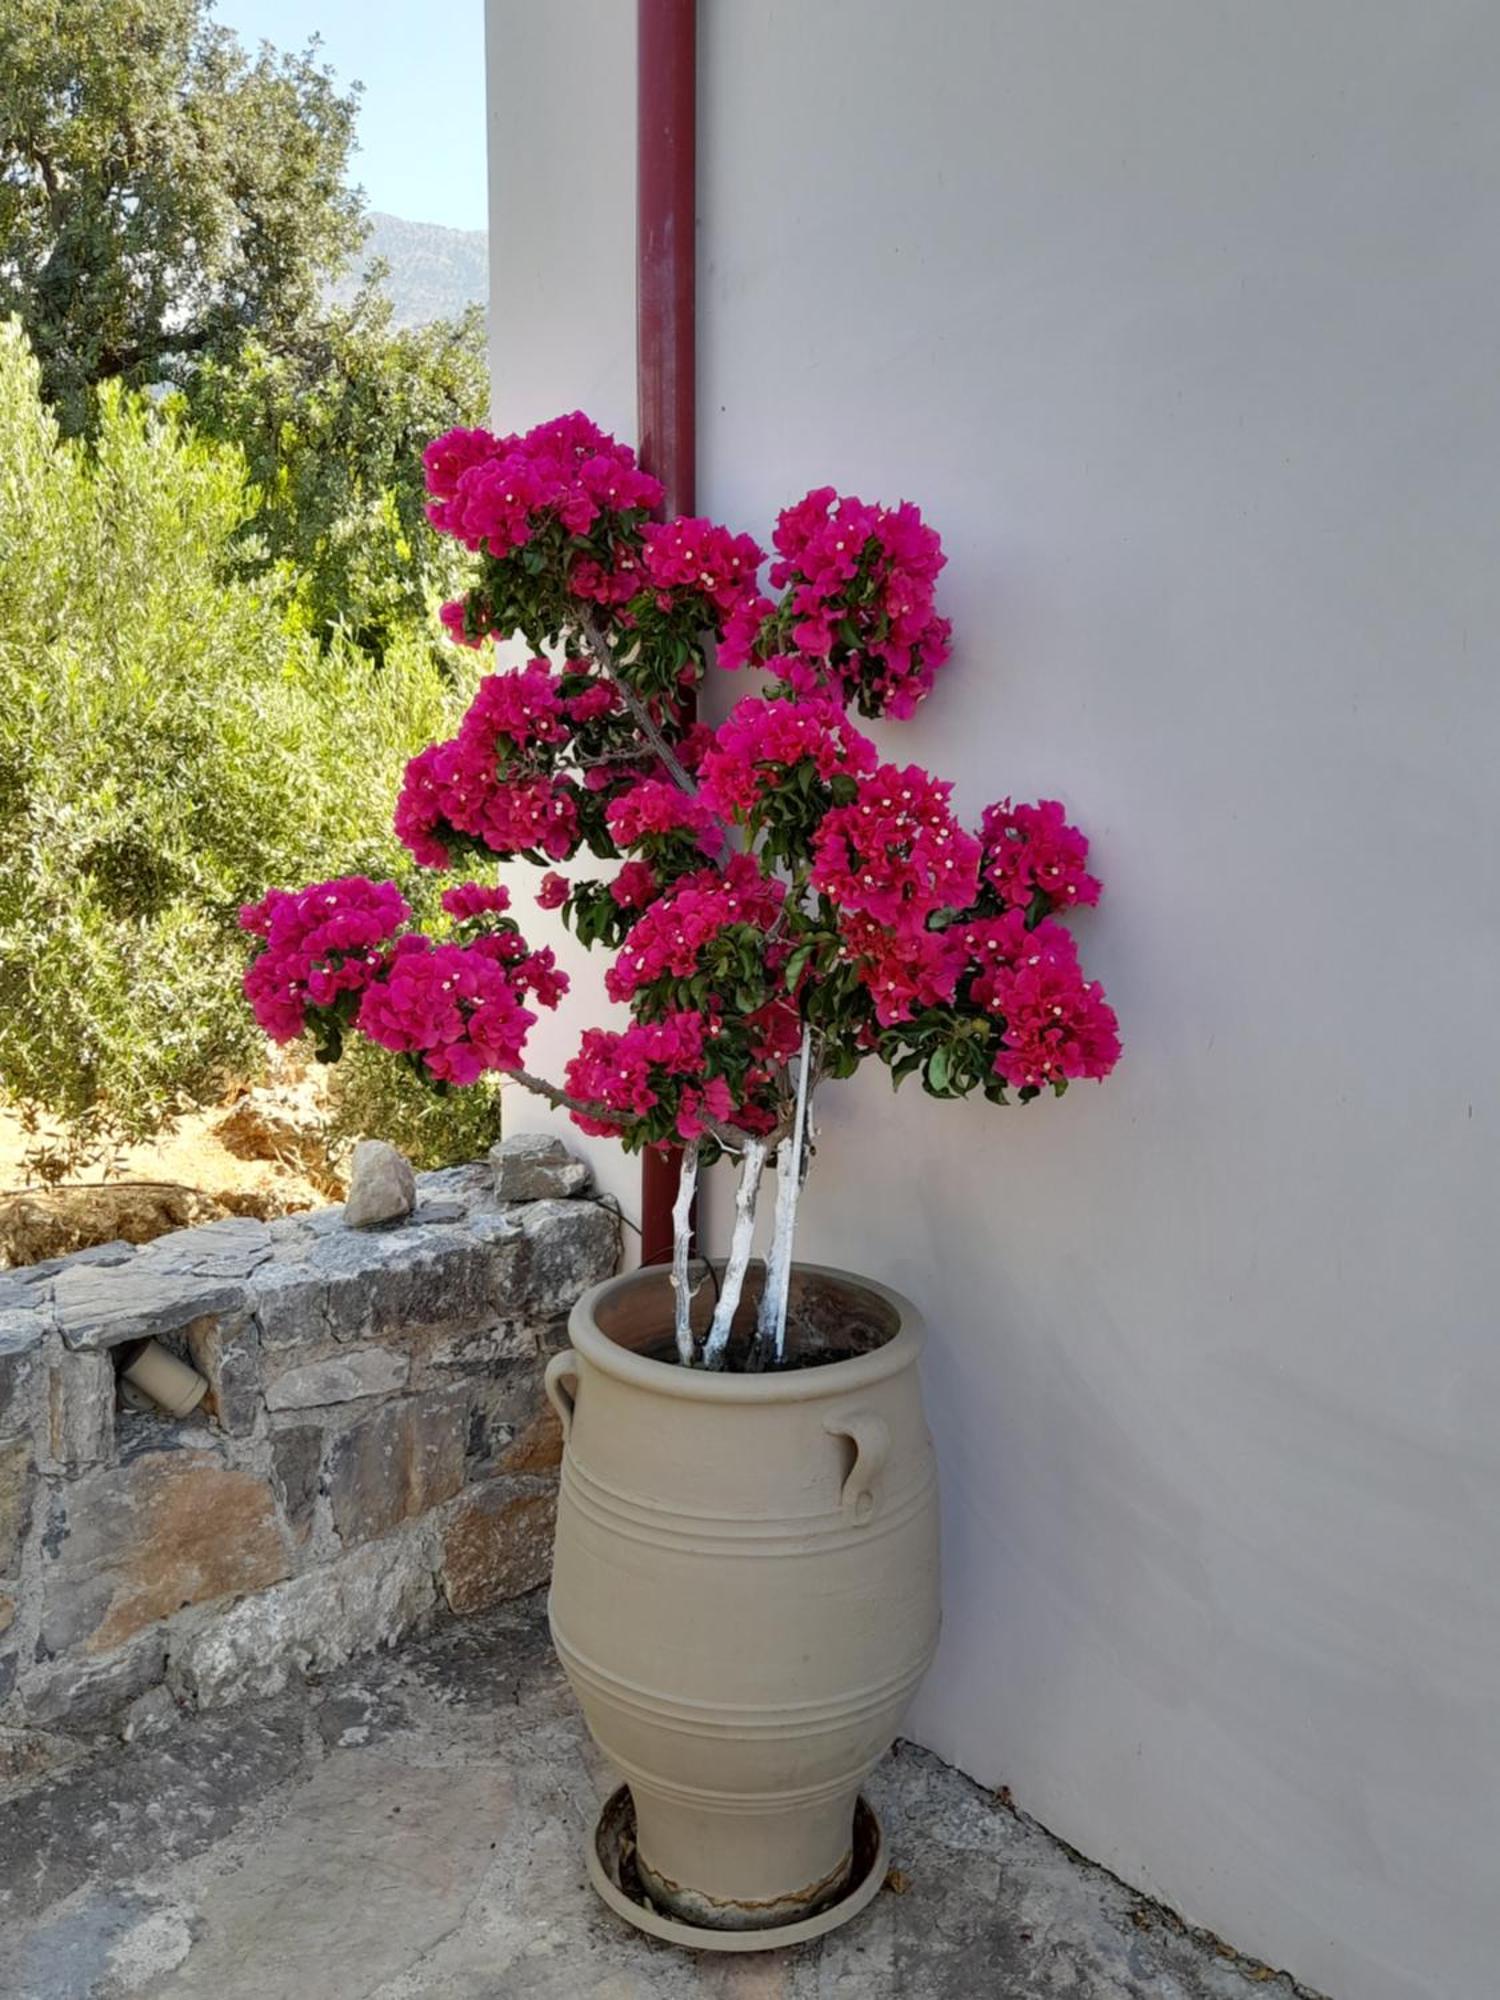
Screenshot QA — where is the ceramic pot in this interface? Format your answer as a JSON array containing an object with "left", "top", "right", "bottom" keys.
[
  {"left": 120, "top": 1338, "right": 209, "bottom": 1418},
  {"left": 546, "top": 1261, "right": 940, "bottom": 1934}
]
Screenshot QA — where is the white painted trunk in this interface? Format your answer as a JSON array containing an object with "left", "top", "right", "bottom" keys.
[
  {"left": 669, "top": 1140, "right": 700, "bottom": 1365},
  {"left": 702, "top": 1138, "right": 768, "bottom": 1368},
  {"left": 756, "top": 1026, "right": 814, "bottom": 1364}
]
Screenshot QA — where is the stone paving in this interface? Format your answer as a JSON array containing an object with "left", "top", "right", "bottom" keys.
[{"left": 0, "top": 1592, "right": 1319, "bottom": 1999}]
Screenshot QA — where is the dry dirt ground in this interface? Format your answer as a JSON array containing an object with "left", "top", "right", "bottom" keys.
[{"left": 0, "top": 1059, "right": 343, "bottom": 1270}]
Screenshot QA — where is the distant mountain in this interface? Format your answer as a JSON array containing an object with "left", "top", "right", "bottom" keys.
[{"left": 331, "top": 211, "right": 488, "bottom": 329}]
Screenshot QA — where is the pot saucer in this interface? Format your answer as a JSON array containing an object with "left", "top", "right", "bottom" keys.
[{"left": 587, "top": 1785, "right": 887, "bottom": 1953}]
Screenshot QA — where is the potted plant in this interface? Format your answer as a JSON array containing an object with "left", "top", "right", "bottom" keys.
[{"left": 240, "top": 411, "right": 1120, "bottom": 1947}]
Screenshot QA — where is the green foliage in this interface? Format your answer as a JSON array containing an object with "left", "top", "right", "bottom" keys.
[
  {"left": 0, "top": 320, "right": 476, "bottom": 1136},
  {"left": 181, "top": 290, "right": 487, "bottom": 659},
  {"left": 324, "top": 1038, "right": 504, "bottom": 1173},
  {"left": 0, "top": 0, "right": 363, "bottom": 433}
]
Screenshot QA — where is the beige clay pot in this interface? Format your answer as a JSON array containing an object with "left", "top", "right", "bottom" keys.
[
  {"left": 546, "top": 1261, "right": 940, "bottom": 1936},
  {"left": 120, "top": 1338, "right": 209, "bottom": 1418}
]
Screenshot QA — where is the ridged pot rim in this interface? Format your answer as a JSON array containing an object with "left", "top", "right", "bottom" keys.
[{"left": 567, "top": 1261, "right": 924, "bottom": 1404}]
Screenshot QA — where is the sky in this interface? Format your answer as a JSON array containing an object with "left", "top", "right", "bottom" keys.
[{"left": 212, "top": 0, "right": 488, "bottom": 233}]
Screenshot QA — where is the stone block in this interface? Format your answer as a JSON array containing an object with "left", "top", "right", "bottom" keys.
[
  {"left": 465, "top": 1365, "right": 546, "bottom": 1474},
  {"left": 265, "top": 1212, "right": 317, "bottom": 1255},
  {"left": 120, "top": 1681, "right": 181, "bottom": 1743},
  {"left": 52, "top": 1261, "right": 248, "bottom": 1353},
  {"left": 468, "top": 1211, "right": 528, "bottom": 1306},
  {"left": 440, "top": 1482, "right": 556, "bottom": 1615},
  {"left": 0, "top": 1438, "right": 34, "bottom": 1577},
  {"left": 410, "top": 1199, "right": 466, "bottom": 1224},
  {"left": 249, "top": 1261, "right": 329, "bottom": 1351},
  {"left": 517, "top": 1199, "right": 619, "bottom": 1316},
  {"left": 136, "top": 1215, "right": 274, "bottom": 1280},
  {"left": 313, "top": 1226, "right": 493, "bottom": 1342},
  {"left": 489, "top": 1132, "right": 592, "bottom": 1202},
  {"left": 43, "top": 1349, "right": 114, "bottom": 1472},
  {"left": 170, "top": 1530, "right": 437, "bottom": 1707},
  {"left": 20, "top": 1629, "right": 168, "bottom": 1728},
  {"left": 342, "top": 1139, "right": 417, "bottom": 1228},
  {"left": 270, "top": 1426, "right": 324, "bottom": 1543},
  {"left": 498, "top": 1405, "right": 564, "bottom": 1474},
  {"left": 414, "top": 1163, "right": 495, "bottom": 1209},
  {"left": 0, "top": 1724, "right": 81, "bottom": 1789},
  {"left": 39, "top": 1446, "right": 289, "bottom": 1657},
  {"left": 0, "top": 1313, "right": 45, "bottom": 1439},
  {"left": 186, "top": 1311, "right": 262, "bottom": 1435},
  {"left": 325, "top": 1388, "right": 469, "bottom": 1548},
  {"left": 265, "top": 1347, "right": 410, "bottom": 1412},
  {"left": 421, "top": 1315, "right": 534, "bottom": 1378}
]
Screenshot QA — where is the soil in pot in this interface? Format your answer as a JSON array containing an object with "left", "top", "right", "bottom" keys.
[{"left": 597, "top": 1262, "right": 899, "bottom": 1372}]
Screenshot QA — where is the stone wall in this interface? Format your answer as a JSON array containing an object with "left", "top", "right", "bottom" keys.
[{"left": 0, "top": 1138, "right": 617, "bottom": 1738}]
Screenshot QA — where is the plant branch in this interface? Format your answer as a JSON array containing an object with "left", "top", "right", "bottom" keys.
[
  {"left": 702, "top": 1137, "right": 768, "bottom": 1368},
  {"left": 755, "top": 1023, "right": 814, "bottom": 1365},
  {"left": 571, "top": 607, "right": 698, "bottom": 796},
  {"left": 501, "top": 1067, "right": 628, "bottom": 1128},
  {"left": 670, "top": 1139, "right": 701, "bottom": 1365}
]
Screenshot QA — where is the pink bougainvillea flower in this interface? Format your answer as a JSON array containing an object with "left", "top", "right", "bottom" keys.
[
  {"left": 697, "top": 694, "right": 877, "bottom": 821},
  {"left": 356, "top": 938, "right": 539, "bottom": 1085},
  {"left": 606, "top": 853, "right": 784, "bottom": 1003},
  {"left": 605, "top": 776, "right": 721, "bottom": 855},
  {"left": 441, "top": 882, "right": 512, "bottom": 922},
  {"left": 609, "top": 860, "right": 658, "bottom": 909},
  {"left": 810, "top": 763, "right": 981, "bottom": 927},
  {"left": 240, "top": 877, "right": 410, "bottom": 1042},
  {"left": 979, "top": 798, "right": 1102, "bottom": 913},
  {"left": 242, "top": 409, "right": 1121, "bottom": 1244}
]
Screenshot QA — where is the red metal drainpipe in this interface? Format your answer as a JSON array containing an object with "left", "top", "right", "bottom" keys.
[{"left": 636, "top": 0, "right": 697, "bottom": 1267}]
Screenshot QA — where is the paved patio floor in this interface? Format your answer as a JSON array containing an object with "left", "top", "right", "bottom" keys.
[{"left": 0, "top": 1594, "right": 1318, "bottom": 1999}]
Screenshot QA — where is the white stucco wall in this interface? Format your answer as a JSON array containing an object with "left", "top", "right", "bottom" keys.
[
  {"left": 485, "top": 0, "right": 642, "bottom": 1232},
  {"left": 488, "top": 7, "right": 1500, "bottom": 1996}
]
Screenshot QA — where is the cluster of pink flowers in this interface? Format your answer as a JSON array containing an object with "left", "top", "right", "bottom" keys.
[
  {"left": 356, "top": 937, "right": 538, "bottom": 1085},
  {"left": 951, "top": 912, "right": 1119, "bottom": 1086},
  {"left": 567, "top": 544, "right": 644, "bottom": 608},
  {"left": 440, "top": 882, "right": 512, "bottom": 922},
  {"left": 720, "top": 489, "right": 952, "bottom": 719},
  {"left": 980, "top": 799, "right": 1102, "bottom": 912},
  {"left": 424, "top": 412, "right": 662, "bottom": 555},
  {"left": 640, "top": 517, "right": 765, "bottom": 620},
  {"left": 811, "top": 763, "right": 981, "bottom": 927},
  {"left": 836, "top": 912, "right": 966, "bottom": 1027},
  {"left": 696, "top": 695, "right": 877, "bottom": 820},
  {"left": 604, "top": 776, "right": 721, "bottom": 855},
  {"left": 240, "top": 878, "right": 411, "bottom": 1041},
  {"left": 438, "top": 597, "right": 485, "bottom": 649},
  {"left": 563, "top": 678, "right": 620, "bottom": 724},
  {"left": 239, "top": 874, "right": 570, "bottom": 1086},
  {"left": 395, "top": 740, "right": 580, "bottom": 868},
  {"left": 610, "top": 860, "right": 657, "bottom": 909},
  {"left": 244, "top": 409, "right": 1122, "bottom": 1158},
  {"left": 564, "top": 1010, "right": 732, "bottom": 1142},
  {"left": 606, "top": 853, "right": 784, "bottom": 1002},
  {"left": 980, "top": 940, "right": 1119, "bottom": 1090},
  {"left": 456, "top": 663, "right": 569, "bottom": 758}
]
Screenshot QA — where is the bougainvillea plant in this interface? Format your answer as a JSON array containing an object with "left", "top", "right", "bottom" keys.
[{"left": 241, "top": 412, "right": 1120, "bottom": 1369}]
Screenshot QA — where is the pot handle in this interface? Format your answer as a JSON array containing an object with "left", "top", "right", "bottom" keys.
[
  {"left": 544, "top": 1349, "right": 580, "bottom": 1447},
  {"left": 824, "top": 1409, "right": 890, "bottom": 1524}
]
